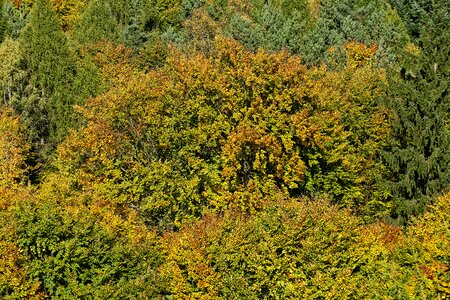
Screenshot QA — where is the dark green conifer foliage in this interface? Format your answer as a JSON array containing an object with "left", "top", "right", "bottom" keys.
[
  {"left": 21, "top": 0, "right": 73, "bottom": 95},
  {"left": 1, "top": 1, "right": 29, "bottom": 40},
  {"left": 75, "top": 0, "right": 121, "bottom": 45},
  {"left": 124, "top": 0, "right": 148, "bottom": 51},
  {"left": 300, "top": 0, "right": 408, "bottom": 66},
  {"left": 20, "top": 0, "right": 75, "bottom": 147},
  {"left": 389, "top": 0, "right": 432, "bottom": 40},
  {"left": 202, "top": 0, "right": 407, "bottom": 67},
  {"left": 383, "top": 0, "right": 450, "bottom": 224},
  {"left": 224, "top": 0, "right": 311, "bottom": 53}
]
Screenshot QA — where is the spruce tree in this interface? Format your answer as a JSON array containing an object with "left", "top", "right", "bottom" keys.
[
  {"left": 74, "top": 0, "right": 121, "bottom": 45},
  {"left": 224, "top": 0, "right": 311, "bottom": 53},
  {"left": 383, "top": 0, "right": 450, "bottom": 224},
  {"left": 299, "top": 0, "right": 409, "bottom": 66},
  {"left": 124, "top": 0, "right": 148, "bottom": 51},
  {"left": 389, "top": 0, "right": 432, "bottom": 40},
  {"left": 1, "top": 1, "right": 29, "bottom": 40},
  {"left": 19, "top": 0, "right": 75, "bottom": 149}
]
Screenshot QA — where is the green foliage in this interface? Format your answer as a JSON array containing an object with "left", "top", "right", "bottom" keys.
[
  {"left": 382, "top": 0, "right": 450, "bottom": 223},
  {"left": 73, "top": 0, "right": 185, "bottom": 49},
  {"left": 123, "top": 0, "right": 148, "bottom": 51},
  {"left": 54, "top": 39, "right": 390, "bottom": 230},
  {"left": 19, "top": 0, "right": 77, "bottom": 147},
  {"left": 299, "top": 42, "right": 391, "bottom": 216},
  {"left": 160, "top": 198, "right": 409, "bottom": 298},
  {"left": 9, "top": 184, "right": 165, "bottom": 298},
  {"left": 0, "top": 0, "right": 448, "bottom": 297},
  {"left": 0, "top": 38, "right": 23, "bottom": 105},
  {"left": 135, "top": 34, "right": 169, "bottom": 70},
  {"left": 299, "top": 0, "right": 409, "bottom": 66},
  {"left": 150, "top": 0, "right": 184, "bottom": 28},
  {"left": 179, "top": 0, "right": 311, "bottom": 56},
  {"left": 0, "top": 1, "right": 29, "bottom": 40},
  {"left": 0, "top": 3, "right": 6, "bottom": 42},
  {"left": 179, "top": 0, "right": 408, "bottom": 67},
  {"left": 0, "top": 187, "right": 44, "bottom": 300},
  {"left": 389, "top": 0, "right": 433, "bottom": 40},
  {"left": 73, "top": 0, "right": 122, "bottom": 45},
  {"left": 70, "top": 51, "right": 102, "bottom": 106},
  {"left": 20, "top": 0, "right": 73, "bottom": 94}
]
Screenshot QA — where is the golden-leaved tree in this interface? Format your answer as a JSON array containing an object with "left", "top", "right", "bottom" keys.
[
  {"left": 0, "top": 105, "right": 43, "bottom": 299},
  {"left": 54, "top": 38, "right": 390, "bottom": 230}
]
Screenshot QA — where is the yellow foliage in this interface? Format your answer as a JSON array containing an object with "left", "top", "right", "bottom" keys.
[
  {"left": 0, "top": 241, "right": 44, "bottom": 299},
  {"left": 12, "top": 0, "right": 87, "bottom": 30},
  {"left": 0, "top": 106, "right": 29, "bottom": 187},
  {"left": 308, "top": 0, "right": 320, "bottom": 19},
  {"left": 344, "top": 41, "right": 378, "bottom": 69},
  {"left": 406, "top": 192, "right": 450, "bottom": 298},
  {"left": 160, "top": 214, "right": 224, "bottom": 298}
]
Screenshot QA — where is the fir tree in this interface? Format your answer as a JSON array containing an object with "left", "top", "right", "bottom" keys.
[
  {"left": 74, "top": 0, "right": 121, "bottom": 45},
  {"left": 1, "top": 0, "right": 29, "bottom": 40},
  {"left": 389, "top": 0, "right": 432, "bottom": 40},
  {"left": 124, "top": 0, "right": 148, "bottom": 51},
  {"left": 383, "top": 0, "right": 450, "bottom": 224},
  {"left": 300, "top": 0, "right": 409, "bottom": 66},
  {"left": 224, "top": 0, "right": 311, "bottom": 53},
  {"left": 19, "top": 0, "right": 75, "bottom": 149}
]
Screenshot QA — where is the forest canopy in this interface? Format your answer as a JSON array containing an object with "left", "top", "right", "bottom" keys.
[{"left": 0, "top": 0, "right": 449, "bottom": 298}]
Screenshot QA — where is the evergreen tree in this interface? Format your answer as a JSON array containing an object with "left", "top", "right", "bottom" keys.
[
  {"left": 1, "top": 0, "right": 29, "bottom": 40},
  {"left": 124, "top": 0, "right": 148, "bottom": 51},
  {"left": 383, "top": 0, "right": 450, "bottom": 224},
  {"left": 186, "top": 0, "right": 407, "bottom": 67},
  {"left": 389, "top": 0, "right": 432, "bottom": 40},
  {"left": 223, "top": 0, "right": 311, "bottom": 53},
  {"left": 19, "top": 0, "right": 75, "bottom": 149},
  {"left": 74, "top": 0, "right": 121, "bottom": 45},
  {"left": 299, "top": 0, "right": 409, "bottom": 67}
]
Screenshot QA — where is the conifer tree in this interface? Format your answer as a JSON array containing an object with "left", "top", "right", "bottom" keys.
[
  {"left": 300, "top": 0, "right": 408, "bottom": 66},
  {"left": 223, "top": 0, "right": 310, "bottom": 54},
  {"left": 74, "top": 0, "right": 121, "bottom": 45},
  {"left": 389, "top": 0, "right": 432, "bottom": 40},
  {"left": 383, "top": 0, "right": 450, "bottom": 223},
  {"left": 124, "top": 0, "right": 148, "bottom": 51},
  {"left": 19, "top": 0, "right": 75, "bottom": 149},
  {"left": 1, "top": 1, "right": 29, "bottom": 40}
]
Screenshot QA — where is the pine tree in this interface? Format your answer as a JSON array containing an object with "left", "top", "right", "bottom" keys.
[{"left": 383, "top": 0, "right": 450, "bottom": 224}]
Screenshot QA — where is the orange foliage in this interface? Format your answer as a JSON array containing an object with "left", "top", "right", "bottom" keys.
[{"left": 55, "top": 38, "right": 390, "bottom": 228}]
